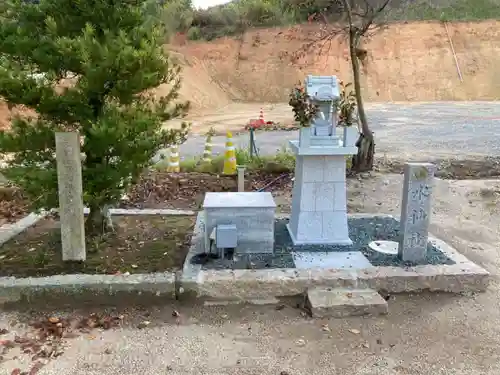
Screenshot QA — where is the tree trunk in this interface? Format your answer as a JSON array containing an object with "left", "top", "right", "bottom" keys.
[
  {"left": 85, "top": 204, "right": 113, "bottom": 237},
  {"left": 352, "top": 132, "right": 375, "bottom": 172},
  {"left": 349, "top": 32, "right": 375, "bottom": 172}
]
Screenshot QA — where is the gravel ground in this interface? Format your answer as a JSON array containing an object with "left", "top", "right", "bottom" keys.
[{"left": 196, "top": 217, "right": 453, "bottom": 270}]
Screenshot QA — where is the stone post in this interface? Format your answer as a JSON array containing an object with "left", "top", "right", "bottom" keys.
[
  {"left": 399, "top": 162, "right": 436, "bottom": 263},
  {"left": 237, "top": 166, "right": 245, "bottom": 192},
  {"left": 55, "top": 132, "right": 86, "bottom": 261}
]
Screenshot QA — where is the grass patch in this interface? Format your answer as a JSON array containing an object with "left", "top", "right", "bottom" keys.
[
  {"left": 157, "top": 147, "right": 296, "bottom": 175},
  {"left": 385, "top": 0, "right": 500, "bottom": 21},
  {"left": 156, "top": 147, "right": 354, "bottom": 175},
  {"left": 0, "top": 215, "right": 195, "bottom": 278}
]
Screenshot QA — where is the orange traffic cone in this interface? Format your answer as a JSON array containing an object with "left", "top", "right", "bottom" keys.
[{"left": 259, "top": 108, "right": 265, "bottom": 124}]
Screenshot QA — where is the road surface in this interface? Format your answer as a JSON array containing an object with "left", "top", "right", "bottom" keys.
[{"left": 163, "top": 102, "right": 500, "bottom": 160}]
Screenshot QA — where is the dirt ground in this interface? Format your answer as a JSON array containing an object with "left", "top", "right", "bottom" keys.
[
  {"left": 0, "top": 215, "right": 195, "bottom": 277},
  {"left": 1, "top": 173, "right": 500, "bottom": 375},
  {"left": 1, "top": 20, "right": 500, "bottom": 372},
  {"left": 173, "top": 20, "right": 500, "bottom": 111},
  {"left": 1, "top": 20, "right": 499, "bottom": 128}
]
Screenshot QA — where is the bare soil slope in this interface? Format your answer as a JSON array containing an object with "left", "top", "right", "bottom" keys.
[
  {"left": 173, "top": 20, "right": 500, "bottom": 106},
  {"left": 1, "top": 21, "right": 498, "bottom": 128}
]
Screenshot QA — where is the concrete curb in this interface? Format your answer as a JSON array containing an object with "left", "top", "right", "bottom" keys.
[
  {"left": 178, "top": 212, "right": 490, "bottom": 301},
  {"left": 0, "top": 273, "right": 176, "bottom": 303},
  {"left": 82, "top": 208, "right": 196, "bottom": 216},
  {"left": 0, "top": 208, "right": 194, "bottom": 304},
  {"left": 0, "top": 211, "right": 491, "bottom": 305},
  {"left": 0, "top": 211, "right": 49, "bottom": 246}
]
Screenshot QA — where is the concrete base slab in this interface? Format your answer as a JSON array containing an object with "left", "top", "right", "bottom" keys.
[
  {"left": 305, "top": 287, "right": 388, "bottom": 318},
  {"left": 286, "top": 223, "right": 353, "bottom": 245},
  {"left": 292, "top": 251, "right": 373, "bottom": 270},
  {"left": 0, "top": 212, "right": 491, "bottom": 306},
  {"left": 180, "top": 213, "right": 490, "bottom": 302}
]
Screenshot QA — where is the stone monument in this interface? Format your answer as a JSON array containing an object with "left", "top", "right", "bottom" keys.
[
  {"left": 55, "top": 132, "right": 86, "bottom": 261},
  {"left": 287, "top": 75, "right": 358, "bottom": 245},
  {"left": 399, "top": 162, "right": 436, "bottom": 262}
]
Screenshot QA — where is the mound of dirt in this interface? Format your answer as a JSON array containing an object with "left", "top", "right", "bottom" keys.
[
  {"left": 0, "top": 53, "right": 231, "bottom": 130},
  {"left": 0, "top": 102, "right": 36, "bottom": 131},
  {"left": 150, "top": 50, "right": 232, "bottom": 114},
  {"left": 2, "top": 21, "right": 499, "bottom": 130},
  {"left": 174, "top": 20, "right": 500, "bottom": 103}
]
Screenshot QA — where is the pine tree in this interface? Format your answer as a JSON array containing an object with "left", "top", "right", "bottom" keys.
[{"left": 0, "top": 0, "right": 189, "bottom": 234}]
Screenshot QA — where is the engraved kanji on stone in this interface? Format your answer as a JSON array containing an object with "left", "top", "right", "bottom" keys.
[
  {"left": 411, "top": 183, "right": 431, "bottom": 201},
  {"left": 404, "top": 231, "right": 427, "bottom": 249},
  {"left": 408, "top": 208, "right": 429, "bottom": 225},
  {"left": 399, "top": 162, "right": 436, "bottom": 263}
]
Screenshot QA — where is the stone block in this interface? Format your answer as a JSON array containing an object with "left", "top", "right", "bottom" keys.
[
  {"left": 305, "top": 287, "right": 388, "bottom": 318},
  {"left": 332, "top": 182, "right": 347, "bottom": 211},
  {"left": 289, "top": 152, "right": 351, "bottom": 245},
  {"left": 305, "top": 75, "right": 340, "bottom": 102},
  {"left": 203, "top": 192, "right": 276, "bottom": 209},
  {"left": 315, "top": 183, "right": 335, "bottom": 211},
  {"left": 292, "top": 212, "right": 323, "bottom": 241},
  {"left": 299, "top": 183, "right": 316, "bottom": 211},
  {"left": 323, "top": 157, "right": 346, "bottom": 182},
  {"left": 302, "top": 156, "right": 324, "bottom": 182},
  {"left": 203, "top": 192, "right": 276, "bottom": 254},
  {"left": 321, "top": 211, "right": 349, "bottom": 242},
  {"left": 289, "top": 211, "right": 351, "bottom": 245}
]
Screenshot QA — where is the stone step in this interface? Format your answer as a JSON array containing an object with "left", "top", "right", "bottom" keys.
[{"left": 305, "top": 287, "right": 388, "bottom": 318}]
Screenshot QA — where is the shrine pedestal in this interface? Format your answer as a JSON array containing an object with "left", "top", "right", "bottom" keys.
[{"left": 287, "top": 139, "right": 357, "bottom": 245}]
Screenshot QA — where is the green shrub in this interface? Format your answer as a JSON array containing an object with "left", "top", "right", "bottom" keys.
[
  {"left": 0, "top": 0, "right": 189, "bottom": 235},
  {"left": 187, "top": 26, "right": 202, "bottom": 40}
]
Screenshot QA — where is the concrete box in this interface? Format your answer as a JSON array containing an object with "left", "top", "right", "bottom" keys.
[
  {"left": 203, "top": 192, "right": 276, "bottom": 254},
  {"left": 215, "top": 224, "right": 238, "bottom": 249}
]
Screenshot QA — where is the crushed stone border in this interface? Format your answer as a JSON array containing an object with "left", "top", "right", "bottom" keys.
[{"left": 178, "top": 213, "right": 490, "bottom": 302}]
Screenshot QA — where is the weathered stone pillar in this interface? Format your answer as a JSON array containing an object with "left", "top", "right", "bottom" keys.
[
  {"left": 55, "top": 132, "right": 86, "bottom": 261},
  {"left": 399, "top": 162, "right": 436, "bottom": 263}
]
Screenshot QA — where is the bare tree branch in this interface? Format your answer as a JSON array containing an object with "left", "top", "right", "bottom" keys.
[{"left": 281, "top": 0, "right": 392, "bottom": 171}]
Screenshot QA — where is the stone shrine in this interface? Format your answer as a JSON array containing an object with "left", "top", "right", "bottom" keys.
[
  {"left": 203, "top": 192, "right": 276, "bottom": 255},
  {"left": 287, "top": 75, "right": 358, "bottom": 245}
]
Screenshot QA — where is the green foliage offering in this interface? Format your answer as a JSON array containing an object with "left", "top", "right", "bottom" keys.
[
  {"left": 288, "top": 84, "right": 319, "bottom": 128},
  {"left": 0, "top": 0, "right": 190, "bottom": 234},
  {"left": 337, "top": 81, "right": 357, "bottom": 127}
]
